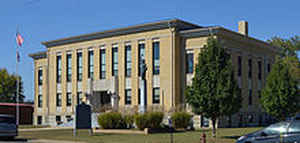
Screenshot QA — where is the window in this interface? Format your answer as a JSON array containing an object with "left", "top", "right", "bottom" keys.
[
  {"left": 38, "top": 69, "right": 43, "bottom": 85},
  {"left": 66, "top": 116, "right": 72, "bottom": 122},
  {"left": 100, "top": 49, "right": 106, "bottom": 79},
  {"left": 138, "top": 89, "right": 141, "bottom": 105},
  {"left": 37, "top": 116, "right": 42, "bottom": 125},
  {"left": 153, "top": 41, "right": 160, "bottom": 75},
  {"left": 153, "top": 88, "right": 160, "bottom": 104},
  {"left": 56, "top": 55, "right": 62, "bottom": 83},
  {"left": 77, "top": 92, "right": 83, "bottom": 105},
  {"left": 112, "top": 47, "right": 118, "bottom": 76},
  {"left": 186, "top": 53, "right": 194, "bottom": 74},
  {"left": 267, "top": 63, "right": 271, "bottom": 73},
  {"left": 263, "top": 122, "right": 289, "bottom": 135},
  {"left": 258, "top": 61, "right": 262, "bottom": 80},
  {"left": 125, "top": 45, "right": 132, "bottom": 77},
  {"left": 66, "top": 92, "right": 72, "bottom": 106},
  {"left": 77, "top": 52, "right": 83, "bottom": 81},
  {"left": 38, "top": 95, "right": 42, "bottom": 108},
  {"left": 56, "top": 93, "right": 62, "bottom": 107},
  {"left": 125, "top": 89, "right": 132, "bottom": 105},
  {"left": 66, "top": 54, "right": 72, "bottom": 82},
  {"left": 56, "top": 116, "right": 61, "bottom": 123},
  {"left": 88, "top": 50, "right": 94, "bottom": 79},
  {"left": 238, "top": 56, "right": 242, "bottom": 77},
  {"left": 289, "top": 121, "right": 300, "bottom": 133},
  {"left": 248, "top": 89, "right": 252, "bottom": 105},
  {"left": 248, "top": 58, "right": 252, "bottom": 78},
  {"left": 138, "top": 42, "right": 145, "bottom": 76}
]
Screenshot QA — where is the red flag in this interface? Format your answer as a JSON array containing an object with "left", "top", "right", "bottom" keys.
[
  {"left": 16, "top": 32, "right": 24, "bottom": 47},
  {"left": 16, "top": 51, "right": 20, "bottom": 62}
]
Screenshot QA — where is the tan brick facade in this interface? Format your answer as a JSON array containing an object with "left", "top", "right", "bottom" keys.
[{"left": 29, "top": 19, "right": 278, "bottom": 127}]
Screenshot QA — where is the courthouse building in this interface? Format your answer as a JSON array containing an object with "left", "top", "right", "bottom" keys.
[{"left": 29, "top": 19, "right": 279, "bottom": 127}]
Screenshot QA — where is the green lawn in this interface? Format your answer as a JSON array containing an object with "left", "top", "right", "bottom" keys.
[{"left": 18, "top": 128, "right": 262, "bottom": 143}]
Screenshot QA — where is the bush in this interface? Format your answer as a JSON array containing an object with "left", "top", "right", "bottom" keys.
[
  {"left": 98, "top": 112, "right": 126, "bottom": 129},
  {"left": 171, "top": 112, "right": 192, "bottom": 129},
  {"left": 124, "top": 114, "right": 134, "bottom": 128},
  {"left": 135, "top": 112, "right": 164, "bottom": 130}
]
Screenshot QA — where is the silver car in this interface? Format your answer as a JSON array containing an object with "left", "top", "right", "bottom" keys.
[
  {"left": 0, "top": 114, "right": 18, "bottom": 139},
  {"left": 237, "top": 116, "right": 300, "bottom": 143}
]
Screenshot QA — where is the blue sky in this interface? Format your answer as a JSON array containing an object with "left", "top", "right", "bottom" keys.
[{"left": 0, "top": 0, "right": 299, "bottom": 101}]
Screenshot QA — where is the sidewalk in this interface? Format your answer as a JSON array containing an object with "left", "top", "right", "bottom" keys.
[{"left": 19, "top": 127, "right": 73, "bottom": 132}]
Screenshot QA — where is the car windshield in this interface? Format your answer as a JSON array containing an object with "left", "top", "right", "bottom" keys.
[
  {"left": 262, "top": 122, "right": 289, "bottom": 135},
  {"left": 0, "top": 116, "right": 16, "bottom": 124},
  {"left": 288, "top": 121, "right": 300, "bottom": 133}
]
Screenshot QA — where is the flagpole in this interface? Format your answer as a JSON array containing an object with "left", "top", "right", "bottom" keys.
[{"left": 16, "top": 27, "right": 20, "bottom": 126}]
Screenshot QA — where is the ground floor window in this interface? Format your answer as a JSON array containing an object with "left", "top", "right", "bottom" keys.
[
  {"left": 66, "top": 115, "right": 72, "bottom": 122},
  {"left": 56, "top": 116, "right": 61, "bottom": 125},
  {"left": 125, "top": 89, "right": 132, "bottom": 105},
  {"left": 37, "top": 116, "right": 42, "bottom": 125},
  {"left": 152, "top": 88, "right": 160, "bottom": 104}
]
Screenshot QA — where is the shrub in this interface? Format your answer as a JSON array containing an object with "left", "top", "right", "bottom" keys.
[
  {"left": 98, "top": 112, "right": 126, "bottom": 129},
  {"left": 171, "top": 112, "right": 192, "bottom": 129},
  {"left": 124, "top": 114, "right": 134, "bottom": 128},
  {"left": 134, "top": 112, "right": 164, "bottom": 130}
]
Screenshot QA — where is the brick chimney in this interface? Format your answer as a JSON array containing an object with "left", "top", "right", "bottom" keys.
[{"left": 238, "top": 21, "right": 248, "bottom": 36}]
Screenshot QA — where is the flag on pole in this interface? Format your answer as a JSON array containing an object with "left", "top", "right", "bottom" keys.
[
  {"left": 16, "top": 51, "right": 20, "bottom": 62},
  {"left": 16, "top": 32, "right": 24, "bottom": 47}
]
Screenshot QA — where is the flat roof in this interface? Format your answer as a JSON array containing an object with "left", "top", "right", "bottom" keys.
[{"left": 42, "top": 19, "right": 202, "bottom": 48}]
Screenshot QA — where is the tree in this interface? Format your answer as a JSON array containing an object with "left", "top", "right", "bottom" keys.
[
  {"left": 185, "top": 37, "right": 242, "bottom": 137},
  {"left": 0, "top": 68, "right": 24, "bottom": 103},
  {"left": 260, "top": 58, "right": 299, "bottom": 121},
  {"left": 268, "top": 36, "right": 300, "bottom": 81}
]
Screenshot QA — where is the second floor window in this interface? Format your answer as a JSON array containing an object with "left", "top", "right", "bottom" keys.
[
  {"left": 66, "top": 54, "right": 72, "bottom": 82},
  {"left": 258, "top": 61, "right": 262, "bottom": 80},
  {"left": 88, "top": 50, "right": 94, "bottom": 79},
  {"left": 138, "top": 42, "right": 145, "bottom": 76},
  {"left": 112, "top": 47, "right": 118, "bottom": 76},
  {"left": 153, "top": 41, "right": 160, "bottom": 75},
  {"left": 56, "top": 55, "right": 62, "bottom": 83},
  {"left": 248, "top": 58, "right": 252, "bottom": 78},
  {"left": 38, "top": 95, "right": 42, "bottom": 108},
  {"left": 66, "top": 92, "right": 72, "bottom": 106},
  {"left": 153, "top": 88, "right": 160, "bottom": 104},
  {"left": 125, "top": 45, "right": 132, "bottom": 77},
  {"left": 56, "top": 93, "right": 62, "bottom": 107},
  {"left": 38, "top": 69, "right": 43, "bottom": 86},
  {"left": 238, "top": 56, "right": 242, "bottom": 77},
  {"left": 100, "top": 49, "right": 106, "bottom": 79},
  {"left": 186, "top": 53, "right": 194, "bottom": 74},
  {"left": 125, "top": 89, "right": 132, "bottom": 105},
  {"left": 77, "top": 52, "right": 83, "bottom": 81}
]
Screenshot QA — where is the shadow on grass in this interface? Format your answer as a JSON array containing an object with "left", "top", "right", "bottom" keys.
[
  {"left": 220, "top": 135, "right": 240, "bottom": 140},
  {"left": 0, "top": 137, "right": 28, "bottom": 142}
]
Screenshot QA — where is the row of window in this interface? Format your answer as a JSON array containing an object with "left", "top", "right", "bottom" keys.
[
  {"left": 237, "top": 56, "right": 271, "bottom": 79},
  {"left": 124, "top": 88, "right": 160, "bottom": 105},
  {"left": 53, "top": 41, "right": 160, "bottom": 83}
]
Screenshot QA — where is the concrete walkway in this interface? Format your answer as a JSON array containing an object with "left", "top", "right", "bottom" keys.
[{"left": 19, "top": 127, "right": 73, "bottom": 132}]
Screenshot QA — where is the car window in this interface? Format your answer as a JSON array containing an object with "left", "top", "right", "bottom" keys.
[
  {"left": 263, "top": 122, "right": 289, "bottom": 135},
  {"left": 0, "top": 117, "right": 16, "bottom": 124},
  {"left": 288, "top": 121, "right": 300, "bottom": 133}
]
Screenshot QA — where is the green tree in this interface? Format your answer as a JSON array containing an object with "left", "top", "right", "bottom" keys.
[
  {"left": 268, "top": 36, "right": 300, "bottom": 80},
  {"left": 260, "top": 58, "right": 299, "bottom": 121},
  {"left": 0, "top": 68, "right": 24, "bottom": 103},
  {"left": 185, "top": 37, "right": 242, "bottom": 137}
]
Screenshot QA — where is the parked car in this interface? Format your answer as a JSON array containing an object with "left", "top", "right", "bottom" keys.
[
  {"left": 0, "top": 114, "right": 18, "bottom": 139},
  {"left": 237, "top": 114, "right": 300, "bottom": 143}
]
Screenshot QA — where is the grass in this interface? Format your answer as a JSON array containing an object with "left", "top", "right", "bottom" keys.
[{"left": 18, "top": 127, "right": 262, "bottom": 143}]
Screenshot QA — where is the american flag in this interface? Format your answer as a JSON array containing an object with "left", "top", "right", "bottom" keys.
[{"left": 16, "top": 32, "right": 24, "bottom": 47}]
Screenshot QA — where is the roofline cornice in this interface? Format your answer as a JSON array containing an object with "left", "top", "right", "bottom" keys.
[{"left": 42, "top": 19, "right": 201, "bottom": 48}]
